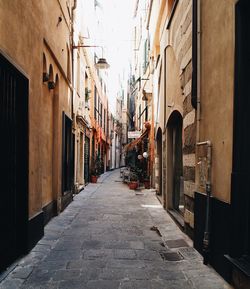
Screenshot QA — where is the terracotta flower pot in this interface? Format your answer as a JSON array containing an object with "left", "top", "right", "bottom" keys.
[
  {"left": 144, "top": 121, "right": 151, "bottom": 129},
  {"left": 91, "top": 175, "right": 98, "bottom": 183},
  {"left": 128, "top": 181, "right": 138, "bottom": 190}
]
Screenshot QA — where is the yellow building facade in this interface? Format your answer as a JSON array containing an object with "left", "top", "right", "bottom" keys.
[
  {"left": 194, "top": 0, "right": 250, "bottom": 287},
  {"left": 0, "top": 0, "right": 74, "bottom": 271}
]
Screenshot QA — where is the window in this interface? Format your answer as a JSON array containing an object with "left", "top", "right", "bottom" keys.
[
  {"left": 94, "top": 86, "right": 97, "bottom": 120},
  {"left": 85, "top": 73, "right": 89, "bottom": 103},
  {"left": 76, "top": 54, "right": 80, "bottom": 94},
  {"left": 104, "top": 109, "right": 106, "bottom": 133},
  {"left": 143, "top": 39, "right": 149, "bottom": 73},
  {"left": 100, "top": 103, "right": 103, "bottom": 127},
  {"left": 98, "top": 97, "right": 100, "bottom": 123},
  {"left": 67, "top": 44, "right": 71, "bottom": 82},
  {"left": 139, "top": 105, "right": 141, "bottom": 129}
]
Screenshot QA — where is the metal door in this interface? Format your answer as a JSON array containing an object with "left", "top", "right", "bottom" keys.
[{"left": 0, "top": 53, "right": 28, "bottom": 271}]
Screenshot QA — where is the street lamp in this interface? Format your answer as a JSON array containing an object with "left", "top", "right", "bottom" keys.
[
  {"left": 95, "top": 57, "right": 110, "bottom": 69},
  {"left": 72, "top": 45, "right": 110, "bottom": 69}
]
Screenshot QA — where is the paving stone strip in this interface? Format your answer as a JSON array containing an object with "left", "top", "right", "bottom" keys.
[{"left": 0, "top": 170, "right": 232, "bottom": 289}]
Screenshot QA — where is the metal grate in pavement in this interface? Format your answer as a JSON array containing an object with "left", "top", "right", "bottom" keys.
[
  {"left": 164, "top": 238, "right": 189, "bottom": 248},
  {"left": 159, "top": 251, "right": 184, "bottom": 261},
  {"left": 178, "top": 247, "right": 201, "bottom": 260}
]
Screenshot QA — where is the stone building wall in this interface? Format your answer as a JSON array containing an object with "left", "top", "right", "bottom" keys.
[{"left": 152, "top": 0, "right": 195, "bottom": 232}]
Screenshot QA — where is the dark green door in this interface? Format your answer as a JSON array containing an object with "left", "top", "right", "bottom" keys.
[
  {"left": 0, "top": 53, "right": 28, "bottom": 271},
  {"left": 84, "top": 136, "right": 90, "bottom": 183}
]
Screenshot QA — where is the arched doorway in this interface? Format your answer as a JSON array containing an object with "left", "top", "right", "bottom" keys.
[
  {"left": 156, "top": 128, "right": 163, "bottom": 198},
  {"left": 167, "top": 111, "right": 184, "bottom": 216}
]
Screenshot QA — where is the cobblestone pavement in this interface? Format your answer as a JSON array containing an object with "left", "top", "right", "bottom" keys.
[{"left": 0, "top": 170, "right": 232, "bottom": 289}]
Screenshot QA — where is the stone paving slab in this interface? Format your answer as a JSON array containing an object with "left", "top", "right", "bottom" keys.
[{"left": 0, "top": 170, "right": 232, "bottom": 289}]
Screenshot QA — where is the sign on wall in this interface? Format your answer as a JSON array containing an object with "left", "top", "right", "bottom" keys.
[{"left": 128, "top": 131, "right": 141, "bottom": 139}]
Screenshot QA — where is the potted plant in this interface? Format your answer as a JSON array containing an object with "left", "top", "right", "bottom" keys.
[
  {"left": 134, "top": 164, "right": 150, "bottom": 189},
  {"left": 90, "top": 155, "right": 99, "bottom": 183},
  {"left": 128, "top": 171, "right": 138, "bottom": 190},
  {"left": 143, "top": 177, "right": 150, "bottom": 189},
  {"left": 90, "top": 169, "right": 98, "bottom": 183}
]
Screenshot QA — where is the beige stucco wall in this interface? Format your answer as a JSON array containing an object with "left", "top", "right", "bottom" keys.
[
  {"left": 199, "top": 0, "right": 235, "bottom": 203},
  {"left": 0, "top": 1, "right": 43, "bottom": 216},
  {"left": 0, "top": 0, "right": 72, "bottom": 217}
]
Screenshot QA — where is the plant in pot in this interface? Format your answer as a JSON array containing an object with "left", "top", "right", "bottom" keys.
[
  {"left": 90, "top": 156, "right": 99, "bottom": 183},
  {"left": 143, "top": 175, "right": 150, "bottom": 189},
  {"left": 90, "top": 167, "right": 98, "bottom": 183},
  {"left": 138, "top": 169, "right": 150, "bottom": 189},
  {"left": 128, "top": 171, "right": 139, "bottom": 190}
]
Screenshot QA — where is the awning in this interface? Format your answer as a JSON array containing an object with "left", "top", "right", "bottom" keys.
[{"left": 124, "top": 129, "right": 149, "bottom": 152}]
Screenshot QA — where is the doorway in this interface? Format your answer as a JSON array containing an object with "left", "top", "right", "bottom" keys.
[
  {"left": 62, "top": 112, "right": 73, "bottom": 194},
  {"left": 167, "top": 111, "right": 184, "bottom": 216},
  {"left": 156, "top": 128, "right": 163, "bottom": 198},
  {"left": 84, "top": 136, "right": 90, "bottom": 183},
  {"left": 231, "top": 0, "right": 250, "bottom": 259},
  {"left": 0, "top": 53, "right": 29, "bottom": 271}
]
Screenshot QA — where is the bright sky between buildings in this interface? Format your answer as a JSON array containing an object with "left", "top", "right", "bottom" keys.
[{"left": 100, "top": 0, "right": 135, "bottom": 114}]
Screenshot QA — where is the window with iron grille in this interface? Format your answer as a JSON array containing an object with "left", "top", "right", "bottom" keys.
[
  {"left": 100, "top": 103, "right": 103, "bottom": 127},
  {"left": 104, "top": 109, "right": 106, "bottom": 132},
  {"left": 94, "top": 86, "right": 97, "bottom": 120}
]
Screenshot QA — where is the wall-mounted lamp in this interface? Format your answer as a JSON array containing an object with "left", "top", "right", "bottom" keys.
[
  {"left": 43, "top": 72, "right": 49, "bottom": 82},
  {"left": 72, "top": 45, "right": 110, "bottom": 69},
  {"left": 57, "top": 16, "right": 62, "bottom": 27},
  {"left": 48, "top": 81, "right": 56, "bottom": 90}
]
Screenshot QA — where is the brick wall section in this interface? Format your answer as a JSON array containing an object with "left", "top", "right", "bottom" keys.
[
  {"left": 183, "top": 121, "right": 196, "bottom": 154},
  {"left": 183, "top": 166, "right": 195, "bottom": 182},
  {"left": 183, "top": 94, "right": 193, "bottom": 118},
  {"left": 181, "top": 60, "right": 192, "bottom": 90}
]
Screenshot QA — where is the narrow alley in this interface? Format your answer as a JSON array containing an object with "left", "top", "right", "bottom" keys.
[{"left": 0, "top": 170, "right": 230, "bottom": 289}]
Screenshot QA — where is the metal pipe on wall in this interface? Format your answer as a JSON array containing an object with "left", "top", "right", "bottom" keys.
[
  {"left": 197, "top": 141, "right": 212, "bottom": 265},
  {"left": 196, "top": 0, "right": 201, "bottom": 145},
  {"left": 71, "top": 0, "right": 78, "bottom": 119},
  {"left": 193, "top": 0, "right": 212, "bottom": 265}
]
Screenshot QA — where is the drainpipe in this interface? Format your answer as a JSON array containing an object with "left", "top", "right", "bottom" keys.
[
  {"left": 197, "top": 141, "right": 212, "bottom": 265},
  {"left": 71, "top": 1, "right": 77, "bottom": 189},
  {"left": 195, "top": 0, "right": 212, "bottom": 264},
  {"left": 191, "top": 0, "right": 197, "bottom": 109},
  {"left": 71, "top": 0, "right": 77, "bottom": 119},
  {"left": 196, "top": 0, "right": 201, "bottom": 143},
  {"left": 191, "top": 0, "right": 201, "bottom": 122},
  {"left": 193, "top": 0, "right": 211, "bottom": 264}
]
